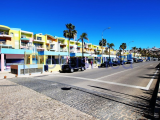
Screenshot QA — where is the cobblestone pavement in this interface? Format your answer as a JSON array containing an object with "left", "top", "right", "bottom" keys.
[
  {"left": 8, "top": 77, "right": 156, "bottom": 120},
  {"left": 0, "top": 79, "right": 97, "bottom": 120}
]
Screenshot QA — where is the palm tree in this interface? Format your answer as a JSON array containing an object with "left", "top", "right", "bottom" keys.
[
  {"left": 107, "top": 43, "right": 115, "bottom": 61},
  {"left": 120, "top": 43, "right": 127, "bottom": 57},
  {"left": 119, "top": 46, "right": 123, "bottom": 61},
  {"left": 104, "top": 47, "right": 109, "bottom": 55},
  {"left": 132, "top": 47, "right": 137, "bottom": 57},
  {"left": 137, "top": 48, "right": 142, "bottom": 58},
  {"left": 99, "top": 38, "right": 107, "bottom": 62},
  {"left": 77, "top": 33, "right": 89, "bottom": 58},
  {"left": 63, "top": 23, "right": 77, "bottom": 58},
  {"left": 99, "top": 38, "right": 107, "bottom": 53}
]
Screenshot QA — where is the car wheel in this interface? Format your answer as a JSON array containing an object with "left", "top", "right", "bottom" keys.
[
  {"left": 70, "top": 68, "right": 74, "bottom": 73},
  {"left": 81, "top": 67, "right": 84, "bottom": 71}
]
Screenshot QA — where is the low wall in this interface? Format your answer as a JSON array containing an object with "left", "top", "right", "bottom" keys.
[
  {"left": 48, "top": 64, "right": 62, "bottom": 72},
  {"left": 11, "top": 64, "right": 44, "bottom": 75}
]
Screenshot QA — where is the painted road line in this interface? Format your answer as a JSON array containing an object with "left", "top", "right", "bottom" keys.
[
  {"left": 145, "top": 70, "right": 158, "bottom": 90},
  {"left": 97, "top": 66, "right": 139, "bottom": 79},
  {"left": 97, "top": 62, "right": 156, "bottom": 80},
  {"left": 54, "top": 74, "right": 147, "bottom": 90}
]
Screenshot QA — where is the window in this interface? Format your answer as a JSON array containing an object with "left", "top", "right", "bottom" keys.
[
  {"left": 37, "top": 37, "right": 42, "bottom": 40},
  {"left": 11, "top": 32, "right": 14, "bottom": 37},
  {"left": 21, "top": 35, "right": 26, "bottom": 38}
]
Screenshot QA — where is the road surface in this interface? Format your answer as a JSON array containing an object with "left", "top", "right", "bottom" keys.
[{"left": 9, "top": 61, "right": 160, "bottom": 119}]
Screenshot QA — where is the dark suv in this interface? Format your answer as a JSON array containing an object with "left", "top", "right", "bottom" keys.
[
  {"left": 100, "top": 61, "right": 113, "bottom": 67},
  {"left": 61, "top": 58, "right": 86, "bottom": 73},
  {"left": 113, "top": 61, "right": 121, "bottom": 66}
]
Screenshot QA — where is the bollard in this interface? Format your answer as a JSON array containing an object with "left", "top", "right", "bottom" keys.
[
  {"left": 51, "top": 71, "right": 52, "bottom": 73},
  {"left": 4, "top": 76, "right": 7, "bottom": 79}
]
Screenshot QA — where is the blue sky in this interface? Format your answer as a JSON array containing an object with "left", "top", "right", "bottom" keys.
[{"left": 0, "top": 0, "right": 160, "bottom": 50}]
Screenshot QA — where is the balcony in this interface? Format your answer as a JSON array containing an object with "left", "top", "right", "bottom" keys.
[
  {"left": 21, "top": 38, "right": 30, "bottom": 41},
  {"left": 90, "top": 51, "right": 94, "bottom": 54},
  {"left": 0, "top": 41, "right": 12, "bottom": 48},
  {"left": 50, "top": 47, "right": 56, "bottom": 51},
  {"left": 0, "top": 32, "right": 12, "bottom": 40},
  {"left": 21, "top": 44, "right": 28, "bottom": 49},
  {"left": 70, "top": 49, "right": 75, "bottom": 53},
  {"left": 77, "top": 46, "right": 82, "bottom": 48},
  {"left": 47, "top": 40, "right": 56, "bottom": 44},
  {"left": 33, "top": 39, "right": 44, "bottom": 43},
  {"left": 86, "top": 51, "right": 91, "bottom": 54},
  {"left": 60, "top": 48, "right": 67, "bottom": 52},
  {"left": 59, "top": 41, "right": 67, "bottom": 46}
]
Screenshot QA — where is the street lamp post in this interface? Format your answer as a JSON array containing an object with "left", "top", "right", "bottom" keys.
[
  {"left": 127, "top": 41, "right": 134, "bottom": 55},
  {"left": 102, "top": 27, "right": 110, "bottom": 63}
]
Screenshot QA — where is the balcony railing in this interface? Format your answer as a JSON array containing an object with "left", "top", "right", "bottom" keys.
[
  {"left": 0, "top": 41, "right": 12, "bottom": 48},
  {"left": 0, "top": 32, "right": 12, "bottom": 38},
  {"left": 0, "top": 31, "right": 9, "bottom": 35},
  {"left": 60, "top": 48, "right": 67, "bottom": 52},
  {"left": 21, "top": 38, "right": 30, "bottom": 41},
  {"left": 50, "top": 47, "right": 56, "bottom": 50},
  {"left": 34, "top": 39, "right": 44, "bottom": 42},
  {"left": 77, "top": 50, "right": 81, "bottom": 53},
  {"left": 70, "top": 49, "right": 75, "bottom": 53},
  {"left": 34, "top": 45, "right": 44, "bottom": 49},
  {"left": 59, "top": 41, "right": 67, "bottom": 45}
]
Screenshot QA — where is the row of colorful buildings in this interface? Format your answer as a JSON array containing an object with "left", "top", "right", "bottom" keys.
[{"left": 0, "top": 25, "right": 141, "bottom": 74}]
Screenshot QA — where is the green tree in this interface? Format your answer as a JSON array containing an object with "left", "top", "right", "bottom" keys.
[
  {"left": 119, "top": 46, "right": 123, "bottom": 61},
  {"left": 63, "top": 23, "right": 77, "bottom": 58},
  {"left": 77, "top": 33, "right": 89, "bottom": 58},
  {"left": 107, "top": 43, "right": 115, "bottom": 61}
]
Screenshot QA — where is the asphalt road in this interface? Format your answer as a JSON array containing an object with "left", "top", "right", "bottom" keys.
[{"left": 8, "top": 61, "right": 160, "bottom": 119}]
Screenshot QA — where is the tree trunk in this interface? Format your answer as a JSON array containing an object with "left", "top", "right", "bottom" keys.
[
  {"left": 109, "top": 48, "right": 110, "bottom": 62},
  {"left": 82, "top": 39, "right": 84, "bottom": 59},
  {"left": 68, "top": 38, "right": 70, "bottom": 59},
  {"left": 120, "top": 51, "right": 121, "bottom": 61}
]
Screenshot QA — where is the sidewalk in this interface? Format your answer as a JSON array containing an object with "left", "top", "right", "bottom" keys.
[
  {"left": 0, "top": 66, "right": 99, "bottom": 80},
  {"left": 0, "top": 79, "right": 97, "bottom": 120}
]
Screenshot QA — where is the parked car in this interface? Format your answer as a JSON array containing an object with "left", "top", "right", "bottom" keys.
[
  {"left": 61, "top": 58, "right": 85, "bottom": 73},
  {"left": 100, "top": 61, "right": 113, "bottom": 67},
  {"left": 133, "top": 58, "right": 138, "bottom": 63},
  {"left": 137, "top": 59, "right": 143, "bottom": 62},
  {"left": 120, "top": 60, "right": 126, "bottom": 65},
  {"left": 127, "top": 59, "right": 134, "bottom": 64},
  {"left": 146, "top": 59, "right": 150, "bottom": 62},
  {"left": 113, "top": 61, "right": 121, "bottom": 66}
]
